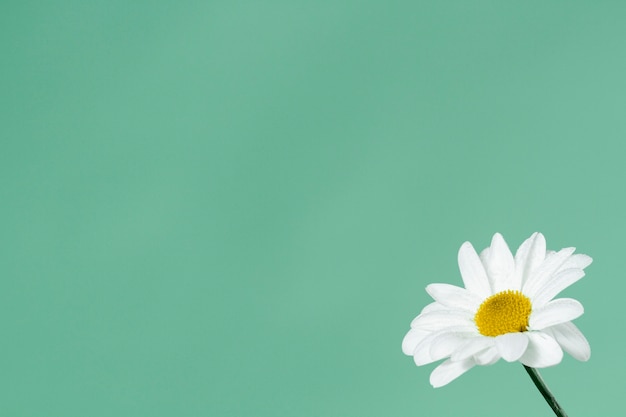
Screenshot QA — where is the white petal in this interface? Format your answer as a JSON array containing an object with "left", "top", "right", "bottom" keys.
[
  {"left": 531, "top": 268, "right": 586, "bottom": 307},
  {"left": 412, "top": 327, "right": 472, "bottom": 365},
  {"left": 426, "top": 283, "right": 482, "bottom": 312},
  {"left": 474, "top": 346, "right": 500, "bottom": 365},
  {"left": 513, "top": 232, "right": 546, "bottom": 290},
  {"left": 558, "top": 254, "right": 593, "bottom": 271},
  {"left": 410, "top": 303, "right": 450, "bottom": 328},
  {"left": 523, "top": 247, "right": 576, "bottom": 299},
  {"left": 482, "top": 233, "right": 515, "bottom": 293},
  {"left": 495, "top": 332, "right": 529, "bottom": 362},
  {"left": 412, "top": 332, "right": 440, "bottom": 366},
  {"left": 529, "top": 298, "right": 584, "bottom": 330},
  {"left": 519, "top": 332, "right": 563, "bottom": 368},
  {"left": 430, "top": 358, "right": 475, "bottom": 388},
  {"left": 458, "top": 242, "right": 491, "bottom": 298},
  {"left": 402, "top": 328, "right": 429, "bottom": 355},
  {"left": 429, "top": 330, "right": 476, "bottom": 361},
  {"left": 411, "top": 310, "right": 474, "bottom": 332},
  {"left": 419, "top": 302, "right": 447, "bottom": 316},
  {"left": 544, "top": 322, "right": 591, "bottom": 361},
  {"left": 479, "top": 247, "right": 490, "bottom": 262},
  {"left": 451, "top": 337, "right": 494, "bottom": 361}
]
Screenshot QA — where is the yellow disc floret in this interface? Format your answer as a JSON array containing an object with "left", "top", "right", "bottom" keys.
[{"left": 474, "top": 290, "right": 532, "bottom": 337}]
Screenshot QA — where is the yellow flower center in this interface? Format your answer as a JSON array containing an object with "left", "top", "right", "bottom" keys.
[{"left": 474, "top": 290, "right": 532, "bottom": 337}]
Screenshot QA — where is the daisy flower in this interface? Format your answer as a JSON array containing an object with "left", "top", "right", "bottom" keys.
[{"left": 402, "top": 232, "right": 591, "bottom": 388}]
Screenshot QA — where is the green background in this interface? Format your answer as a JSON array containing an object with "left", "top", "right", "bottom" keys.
[{"left": 1, "top": 1, "right": 622, "bottom": 416}]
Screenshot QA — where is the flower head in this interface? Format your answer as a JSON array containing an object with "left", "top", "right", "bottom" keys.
[{"left": 402, "top": 233, "right": 592, "bottom": 387}]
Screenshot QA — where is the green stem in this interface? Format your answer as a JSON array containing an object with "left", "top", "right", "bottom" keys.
[{"left": 523, "top": 365, "right": 568, "bottom": 417}]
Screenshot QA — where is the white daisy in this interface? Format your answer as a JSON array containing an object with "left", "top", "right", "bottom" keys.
[{"left": 402, "top": 232, "right": 592, "bottom": 388}]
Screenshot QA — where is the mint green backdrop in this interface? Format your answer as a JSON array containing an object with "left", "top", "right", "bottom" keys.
[{"left": 1, "top": 2, "right": 621, "bottom": 416}]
